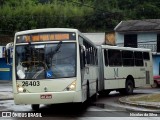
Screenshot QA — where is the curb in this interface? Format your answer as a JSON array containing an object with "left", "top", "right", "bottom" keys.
[{"left": 119, "top": 95, "right": 160, "bottom": 109}]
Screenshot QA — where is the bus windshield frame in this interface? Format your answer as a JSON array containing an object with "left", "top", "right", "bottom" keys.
[{"left": 15, "top": 42, "right": 77, "bottom": 80}]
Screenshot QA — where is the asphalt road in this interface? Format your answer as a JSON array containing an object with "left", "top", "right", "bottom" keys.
[{"left": 0, "top": 87, "right": 160, "bottom": 119}]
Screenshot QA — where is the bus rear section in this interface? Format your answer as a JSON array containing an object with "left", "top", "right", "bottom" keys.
[{"left": 100, "top": 45, "right": 153, "bottom": 95}]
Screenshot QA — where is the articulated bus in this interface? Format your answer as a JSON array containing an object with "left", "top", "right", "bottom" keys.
[{"left": 5, "top": 28, "right": 153, "bottom": 110}]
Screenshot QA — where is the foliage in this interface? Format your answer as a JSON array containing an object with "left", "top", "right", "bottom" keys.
[{"left": 0, "top": 0, "right": 160, "bottom": 33}]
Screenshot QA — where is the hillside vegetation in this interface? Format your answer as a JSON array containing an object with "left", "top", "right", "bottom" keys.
[{"left": 0, "top": 0, "right": 160, "bottom": 33}]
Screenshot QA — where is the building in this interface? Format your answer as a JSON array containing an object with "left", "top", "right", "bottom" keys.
[
  {"left": 83, "top": 33, "right": 106, "bottom": 45},
  {"left": 114, "top": 19, "right": 160, "bottom": 75},
  {"left": 83, "top": 32, "right": 115, "bottom": 46}
]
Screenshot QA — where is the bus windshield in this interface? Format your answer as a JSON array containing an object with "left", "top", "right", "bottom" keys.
[{"left": 15, "top": 42, "right": 76, "bottom": 80}]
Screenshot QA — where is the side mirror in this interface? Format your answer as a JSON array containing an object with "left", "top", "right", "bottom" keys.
[
  {"left": 80, "top": 45, "right": 86, "bottom": 69},
  {"left": 80, "top": 44, "right": 86, "bottom": 52},
  {"left": 5, "top": 42, "right": 13, "bottom": 65},
  {"left": 5, "top": 49, "right": 11, "bottom": 64}
]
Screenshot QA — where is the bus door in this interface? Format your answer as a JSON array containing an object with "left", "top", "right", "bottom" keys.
[{"left": 103, "top": 49, "right": 119, "bottom": 89}]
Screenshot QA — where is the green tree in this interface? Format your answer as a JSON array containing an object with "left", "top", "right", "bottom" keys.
[{"left": 136, "top": 2, "right": 160, "bottom": 19}]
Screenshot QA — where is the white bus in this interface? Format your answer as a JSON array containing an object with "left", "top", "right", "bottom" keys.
[
  {"left": 98, "top": 45, "right": 153, "bottom": 95},
  {"left": 6, "top": 28, "right": 99, "bottom": 110},
  {"left": 5, "top": 28, "right": 153, "bottom": 110}
]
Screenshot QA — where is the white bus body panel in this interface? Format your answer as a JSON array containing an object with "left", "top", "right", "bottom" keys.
[
  {"left": 78, "top": 32, "right": 99, "bottom": 102},
  {"left": 104, "top": 67, "right": 146, "bottom": 89},
  {"left": 81, "top": 65, "right": 98, "bottom": 102},
  {"left": 13, "top": 78, "right": 83, "bottom": 104},
  {"left": 14, "top": 91, "right": 82, "bottom": 104}
]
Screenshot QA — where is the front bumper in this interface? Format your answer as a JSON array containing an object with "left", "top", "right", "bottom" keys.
[{"left": 14, "top": 91, "right": 77, "bottom": 104}]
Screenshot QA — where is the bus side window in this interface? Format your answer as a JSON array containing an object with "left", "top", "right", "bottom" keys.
[
  {"left": 134, "top": 51, "right": 143, "bottom": 66},
  {"left": 95, "top": 49, "right": 98, "bottom": 65},
  {"left": 84, "top": 41, "right": 90, "bottom": 65},
  {"left": 108, "top": 49, "right": 122, "bottom": 66},
  {"left": 143, "top": 52, "right": 150, "bottom": 60},
  {"left": 80, "top": 37, "right": 97, "bottom": 66},
  {"left": 80, "top": 45, "right": 85, "bottom": 69},
  {"left": 104, "top": 49, "right": 108, "bottom": 66},
  {"left": 122, "top": 51, "right": 134, "bottom": 66}
]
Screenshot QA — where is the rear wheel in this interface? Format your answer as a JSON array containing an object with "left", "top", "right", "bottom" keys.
[
  {"left": 31, "top": 104, "right": 39, "bottom": 111},
  {"left": 125, "top": 80, "right": 134, "bottom": 95},
  {"left": 119, "top": 80, "right": 134, "bottom": 95}
]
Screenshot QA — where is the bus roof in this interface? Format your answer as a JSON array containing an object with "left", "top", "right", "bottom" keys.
[
  {"left": 14, "top": 28, "right": 97, "bottom": 48},
  {"left": 15, "top": 28, "right": 79, "bottom": 35},
  {"left": 101, "top": 45, "right": 151, "bottom": 52}
]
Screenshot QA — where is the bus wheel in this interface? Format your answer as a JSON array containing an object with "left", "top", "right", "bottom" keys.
[
  {"left": 31, "top": 104, "right": 39, "bottom": 111},
  {"left": 125, "top": 80, "right": 134, "bottom": 95}
]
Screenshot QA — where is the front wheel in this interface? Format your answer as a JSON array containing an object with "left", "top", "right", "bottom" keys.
[{"left": 31, "top": 104, "right": 39, "bottom": 111}]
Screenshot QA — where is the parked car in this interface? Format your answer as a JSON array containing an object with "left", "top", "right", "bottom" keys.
[{"left": 151, "top": 76, "right": 160, "bottom": 88}]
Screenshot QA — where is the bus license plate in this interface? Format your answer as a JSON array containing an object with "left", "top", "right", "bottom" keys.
[{"left": 40, "top": 94, "right": 52, "bottom": 99}]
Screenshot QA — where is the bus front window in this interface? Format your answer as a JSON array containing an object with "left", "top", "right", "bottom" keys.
[{"left": 15, "top": 43, "right": 76, "bottom": 80}]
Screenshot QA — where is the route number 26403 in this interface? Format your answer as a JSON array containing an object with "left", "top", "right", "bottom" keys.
[{"left": 22, "top": 81, "right": 40, "bottom": 86}]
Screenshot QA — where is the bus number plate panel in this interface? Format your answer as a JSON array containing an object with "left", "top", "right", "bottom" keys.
[
  {"left": 22, "top": 81, "right": 40, "bottom": 86},
  {"left": 40, "top": 94, "right": 52, "bottom": 99}
]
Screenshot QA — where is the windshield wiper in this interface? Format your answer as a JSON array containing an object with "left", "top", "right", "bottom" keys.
[
  {"left": 54, "top": 41, "right": 62, "bottom": 54},
  {"left": 49, "top": 41, "right": 63, "bottom": 66}
]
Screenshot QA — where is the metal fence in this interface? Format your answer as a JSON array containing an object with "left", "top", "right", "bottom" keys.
[
  {"left": 138, "top": 44, "right": 157, "bottom": 52},
  {"left": 116, "top": 43, "right": 157, "bottom": 52}
]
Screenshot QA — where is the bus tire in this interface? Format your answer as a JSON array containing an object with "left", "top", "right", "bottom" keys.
[
  {"left": 125, "top": 79, "right": 134, "bottom": 95},
  {"left": 31, "top": 104, "right": 39, "bottom": 111}
]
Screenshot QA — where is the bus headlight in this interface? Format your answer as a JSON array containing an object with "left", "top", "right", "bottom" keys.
[
  {"left": 18, "top": 87, "right": 24, "bottom": 92},
  {"left": 64, "top": 81, "right": 76, "bottom": 91},
  {"left": 17, "top": 84, "right": 26, "bottom": 93}
]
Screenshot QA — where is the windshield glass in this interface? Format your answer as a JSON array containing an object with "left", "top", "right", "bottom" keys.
[{"left": 15, "top": 42, "right": 76, "bottom": 80}]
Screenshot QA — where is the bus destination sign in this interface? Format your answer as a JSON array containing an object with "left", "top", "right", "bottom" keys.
[{"left": 16, "top": 32, "right": 76, "bottom": 43}]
